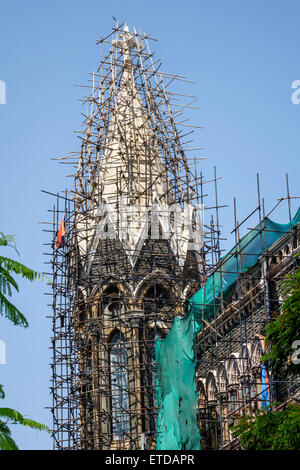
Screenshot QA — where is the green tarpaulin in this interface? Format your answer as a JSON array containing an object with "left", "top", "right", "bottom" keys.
[{"left": 156, "top": 207, "right": 300, "bottom": 450}]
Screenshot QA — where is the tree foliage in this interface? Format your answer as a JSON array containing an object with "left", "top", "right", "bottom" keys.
[
  {"left": 232, "top": 403, "right": 300, "bottom": 450},
  {"left": 0, "top": 233, "right": 50, "bottom": 449},
  {"left": 0, "top": 232, "right": 45, "bottom": 327},
  {"left": 0, "top": 385, "right": 49, "bottom": 450},
  {"left": 233, "top": 263, "right": 300, "bottom": 450},
  {"left": 261, "top": 260, "right": 300, "bottom": 374}
]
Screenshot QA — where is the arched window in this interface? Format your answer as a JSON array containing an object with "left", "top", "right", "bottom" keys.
[
  {"left": 241, "top": 344, "right": 251, "bottom": 377},
  {"left": 143, "top": 284, "right": 170, "bottom": 316},
  {"left": 76, "top": 290, "right": 86, "bottom": 326},
  {"left": 228, "top": 359, "right": 239, "bottom": 385},
  {"left": 217, "top": 366, "right": 227, "bottom": 394},
  {"left": 207, "top": 373, "right": 217, "bottom": 403},
  {"left": 109, "top": 331, "right": 129, "bottom": 440},
  {"left": 206, "top": 373, "right": 221, "bottom": 449},
  {"left": 252, "top": 340, "right": 263, "bottom": 368},
  {"left": 197, "top": 380, "right": 207, "bottom": 442},
  {"left": 197, "top": 380, "right": 207, "bottom": 410},
  {"left": 102, "top": 285, "right": 123, "bottom": 318},
  {"left": 228, "top": 359, "right": 240, "bottom": 414},
  {"left": 240, "top": 345, "right": 252, "bottom": 404},
  {"left": 146, "top": 329, "right": 164, "bottom": 432}
]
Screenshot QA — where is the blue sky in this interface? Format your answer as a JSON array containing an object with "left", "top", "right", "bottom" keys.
[{"left": 0, "top": 0, "right": 299, "bottom": 449}]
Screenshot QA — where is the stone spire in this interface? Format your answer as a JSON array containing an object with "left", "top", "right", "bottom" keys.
[
  {"left": 98, "top": 25, "right": 169, "bottom": 207},
  {"left": 75, "top": 26, "right": 202, "bottom": 271}
]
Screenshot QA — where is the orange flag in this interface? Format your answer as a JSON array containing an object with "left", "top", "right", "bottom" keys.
[{"left": 56, "top": 215, "right": 66, "bottom": 249}]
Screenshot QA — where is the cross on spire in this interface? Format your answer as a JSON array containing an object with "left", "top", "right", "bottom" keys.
[{"left": 112, "top": 25, "right": 139, "bottom": 65}]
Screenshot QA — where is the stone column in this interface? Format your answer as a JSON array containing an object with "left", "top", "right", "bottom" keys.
[{"left": 127, "top": 311, "right": 144, "bottom": 449}]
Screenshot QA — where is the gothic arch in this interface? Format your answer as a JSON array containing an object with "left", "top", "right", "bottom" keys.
[
  {"left": 134, "top": 273, "right": 182, "bottom": 319},
  {"left": 142, "top": 284, "right": 171, "bottom": 317},
  {"left": 251, "top": 339, "right": 264, "bottom": 368},
  {"left": 206, "top": 371, "right": 218, "bottom": 403},
  {"left": 106, "top": 325, "right": 130, "bottom": 344},
  {"left": 226, "top": 356, "right": 240, "bottom": 415},
  {"left": 74, "top": 288, "right": 87, "bottom": 327},
  {"left": 91, "top": 276, "right": 132, "bottom": 299},
  {"left": 227, "top": 355, "right": 240, "bottom": 385},
  {"left": 102, "top": 285, "right": 125, "bottom": 318},
  {"left": 197, "top": 378, "right": 207, "bottom": 409},
  {"left": 240, "top": 343, "right": 252, "bottom": 376},
  {"left": 91, "top": 278, "right": 132, "bottom": 319},
  {"left": 133, "top": 270, "right": 181, "bottom": 304},
  {"left": 216, "top": 364, "right": 227, "bottom": 394}
]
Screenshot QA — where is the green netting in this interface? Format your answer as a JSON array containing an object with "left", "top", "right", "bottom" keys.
[{"left": 156, "top": 207, "right": 300, "bottom": 450}]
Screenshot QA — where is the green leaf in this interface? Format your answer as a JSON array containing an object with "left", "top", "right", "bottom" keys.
[
  {"left": 0, "top": 232, "right": 50, "bottom": 449},
  {"left": 0, "top": 265, "right": 19, "bottom": 294},
  {"left": 261, "top": 263, "right": 300, "bottom": 373},
  {"left": 18, "top": 418, "right": 50, "bottom": 433},
  {"left": 0, "top": 420, "right": 18, "bottom": 450},
  {"left": 0, "top": 407, "right": 50, "bottom": 433},
  {"left": 0, "top": 292, "right": 29, "bottom": 327},
  {"left": 0, "top": 233, "right": 17, "bottom": 252},
  {"left": 232, "top": 403, "right": 300, "bottom": 450},
  {"left": 0, "top": 256, "right": 41, "bottom": 283},
  {"left": 0, "top": 407, "right": 24, "bottom": 422}
]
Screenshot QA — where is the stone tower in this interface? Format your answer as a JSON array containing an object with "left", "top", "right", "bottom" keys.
[{"left": 51, "top": 24, "right": 204, "bottom": 450}]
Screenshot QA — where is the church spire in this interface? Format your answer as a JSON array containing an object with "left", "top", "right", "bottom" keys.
[
  {"left": 74, "top": 24, "right": 202, "bottom": 269},
  {"left": 97, "top": 33, "right": 169, "bottom": 207},
  {"left": 50, "top": 24, "right": 205, "bottom": 451}
]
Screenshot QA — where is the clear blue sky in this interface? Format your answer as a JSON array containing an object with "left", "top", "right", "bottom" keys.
[{"left": 0, "top": 0, "right": 299, "bottom": 449}]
